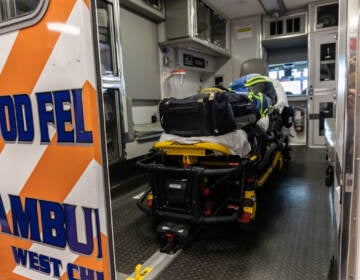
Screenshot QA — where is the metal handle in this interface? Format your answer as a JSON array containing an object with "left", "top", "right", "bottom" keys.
[{"left": 308, "top": 85, "right": 313, "bottom": 96}]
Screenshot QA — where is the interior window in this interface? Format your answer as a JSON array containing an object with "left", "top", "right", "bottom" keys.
[
  {"left": 268, "top": 61, "right": 308, "bottom": 95},
  {"left": 97, "top": 0, "right": 118, "bottom": 76},
  {"left": 0, "top": 0, "right": 40, "bottom": 23}
]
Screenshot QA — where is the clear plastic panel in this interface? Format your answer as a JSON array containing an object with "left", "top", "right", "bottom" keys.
[{"left": 103, "top": 88, "right": 120, "bottom": 162}]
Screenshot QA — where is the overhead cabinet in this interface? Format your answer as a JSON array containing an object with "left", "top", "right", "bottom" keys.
[
  {"left": 263, "top": 12, "right": 308, "bottom": 40},
  {"left": 120, "top": 0, "right": 165, "bottom": 22},
  {"left": 162, "top": 0, "right": 230, "bottom": 58},
  {"left": 309, "top": 1, "right": 338, "bottom": 32}
]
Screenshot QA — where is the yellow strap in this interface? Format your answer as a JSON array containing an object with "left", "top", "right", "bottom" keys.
[{"left": 199, "top": 87, "right": 225, "bottom": 94}]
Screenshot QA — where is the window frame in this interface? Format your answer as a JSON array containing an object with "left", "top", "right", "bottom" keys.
[{"left": 0, "top": 0, "right": 49, "bottom": 34}]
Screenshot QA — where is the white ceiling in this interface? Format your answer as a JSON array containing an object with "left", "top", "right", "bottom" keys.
[
  {"left": 283, "top": 0, "right": 317, "bottom": 10},
  {"left": 204, "top": 0, "right": 265, "bottom": 19},
  {"left": 204, "top": 0, "right": 319, "bottom": 19}
]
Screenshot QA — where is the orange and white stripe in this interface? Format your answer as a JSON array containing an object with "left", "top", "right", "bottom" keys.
[{"left": 0, "top": 0, "right": 113, "bottom": 279}]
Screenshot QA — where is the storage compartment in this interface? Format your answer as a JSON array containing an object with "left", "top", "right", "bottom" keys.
[
  {"left": 263, "top": 12, "right": 307, "bottom": 40},
  {"left": 120, "top": 0, "right": 165, "bottom": 22},
  {"left": 162, "top": 0, "right": 230, "bottom": 58}
]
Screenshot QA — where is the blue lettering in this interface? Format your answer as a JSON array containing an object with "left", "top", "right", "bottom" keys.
[
  {"left": 14, "top": 94, "right": 34, "bottom": 142},
  {"left": 80, "top": 266, "right": 95, "bottom": 280},
  {"left": 40, "top": 200, "right": 66, "bottom": 248},
  {"left": 36, "top": 92, "right": 54, "bottom": 143},
  {"left": 0, "top": 96, "right": 17, "bottom": 141},
  {"left": 11, "top": 247, "right": 62, "bottom": 277},
  {"left": 0, "top": 194, "right": 11, "bottom": 233},
  {"left": 10, "top": 195, "right": 40, "bottom": 241},
  {"left": 3, "top": 196, "right": 100, "bottom": 257},
  {"left": 72, "top": 89, "right": 93, "bottom": 143},
  {"left": 50, "top": 257, "right": 62, "bottom": 277},
  {"left": 11, "top": 246, "right": 28, "bottom": 267},
  {"left": 39, "top": 254, "right": 50, "bottom": 274},
  {"left": 54, "top": 90, "right": 74, "bottom": 143},
  {"left": 67, "top": 263, "right": 80, "bottom": 280},
  {"left": 94, "top": 209, "right": 103, "bottom": 258},
  {"left": 67, "top": 264, "right": 103, "bottom": 280},
  {"left": 65, "top": 204, "right": 93, "bottom": 255},
  {"left": 29, "top": 251, "right": 39, "bottom": 270},
  {"left": 96, "top": 271, "right": 104, "bottom": 280}
]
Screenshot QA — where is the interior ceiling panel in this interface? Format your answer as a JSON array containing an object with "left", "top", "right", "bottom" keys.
[
  {"left": 203, "top": 0, "right": 265, "bottom": 19},
  {"left": 204, "top": 0, "right": 320, "bottom": 18},
  {"left": 283, "top": 0, "right": 317, "bottom": 10}
]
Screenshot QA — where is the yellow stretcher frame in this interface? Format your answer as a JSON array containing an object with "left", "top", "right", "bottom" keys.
[
  {"left": 154, "top": 141, "right": 258, "bottom": 166},
  {"left": 154, "top": 141, "right": 234, "bottom": 166},
  {"left": 154, "top": 141, "right": 232, "bottom": 156}
]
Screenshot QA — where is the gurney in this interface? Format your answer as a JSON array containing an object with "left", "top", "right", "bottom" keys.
[{"left": 136, "top": 78, "right": 292, "bottom": 252}]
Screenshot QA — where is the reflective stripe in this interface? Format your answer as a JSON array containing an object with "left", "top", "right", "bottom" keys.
[
  {"left": 248, "top": 91, "right": 271, "bottom": 118},
  {"left": 244, "top": 75, "right": 271, "bottom": 87}
]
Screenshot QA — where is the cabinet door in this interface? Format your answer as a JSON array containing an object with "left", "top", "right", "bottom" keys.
[
  {"left": 315, "top": 2, "right": 338, "bottom": 30},
  {"left": 120, "top": 8, "right": 161, "bottom": 100},
  {"left": 310, "top": 31, "right": 337, "bottom": 91},
  {"left": 309, "top": 93, "right": 335, "bottom": 146},
  {"left": 103, "top": 87, "right": 125, "bottom": 162}
]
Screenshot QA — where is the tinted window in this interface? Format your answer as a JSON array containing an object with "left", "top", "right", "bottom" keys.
[{"left": 0, "top": 0, "right": 41, "bottom": 23}]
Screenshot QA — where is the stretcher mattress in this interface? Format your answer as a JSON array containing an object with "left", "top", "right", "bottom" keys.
[
  {"left": 160, "top": 129, "right": 251, "bottom": 157},
  {"left": 159, "top": 115, "right": 270, "bottom": 157}
]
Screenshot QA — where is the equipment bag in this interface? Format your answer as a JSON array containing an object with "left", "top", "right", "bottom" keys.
[
  {"left": 224, "top": 92, "right": 260, "bottom": 128},
  {"left": 159, "top": 92, "right": 236, "bottom": 137}
]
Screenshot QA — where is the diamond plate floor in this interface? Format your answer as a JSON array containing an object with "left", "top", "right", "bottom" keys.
[
  {"left": 112, "top": 185, "right": 159, "bottom": 274},
  {"left": 156, "top": 146, "right": 336, "bottom": 280}
]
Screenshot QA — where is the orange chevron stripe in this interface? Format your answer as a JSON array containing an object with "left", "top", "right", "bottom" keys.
[
  {"left": 0, "top": 82, "right": 102, "bottom": 280},
  {"left": 83, "top": 0, "right": 90, "bottom": 9},
  {"left": 82, "top": 81, "right": 101, "bottom": 163},
  {"left": 60, "top": 234, "right": 110, "bottom": 280},
  {"left": 0, "top": 0, "right": 76, "bottom": 95},
  {"left": 0, "top": 211, "right": 32, "bottom": 280},
  {"left": 18, "top": 81, "right": 101, "bottom": 203},
  {"left": 0, "top": 0, "right": 98, "bottom": 280},
  {"left": 0, "top": 139, "right": 4, "bottom": 153}
]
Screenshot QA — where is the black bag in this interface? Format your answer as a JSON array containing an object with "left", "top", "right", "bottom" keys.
[
  {"left": 225, "top": 92, "right": 260, "bottom": 128},
  {"left": 281, "top": 106, "right": 294, "bottom": 128},
  {"left": 159, "top": 91, "right": 261, "bottom": 137},
  {"left": 159, "top": 92, "right": 236, "bottom": 137}
]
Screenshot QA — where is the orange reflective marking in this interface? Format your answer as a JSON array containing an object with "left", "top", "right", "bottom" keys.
[
  {"left": 82, "top": 81, "right": 101, "bottom": 163},
  {"left": 83, "top": 0, "right": 90, "bottom": 9},
  {"left": 19, "top": 136, "right": 94, "bottom": 204},
  {"left": 60, "top": 234, "right": 110, "bottom": 280},
  {"left": 0, "top": 139, "right": 4, "bottom": 153},
  {"left": 0, "top": 0, "right": 76, "bottom": 95}
]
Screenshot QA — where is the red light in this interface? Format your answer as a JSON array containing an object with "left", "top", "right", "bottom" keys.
[
  {"left": 246, "top": 177, "right": 256, "bottom": 184},
  {"left": 237, "top": 212, "right": 252, "bottom": 223},
  {"left": 146, "top": 198, "right": 153, "bottom": 208},
  {"left": 203, "top": 188, "right": 210, "bottom": 196},
  {"left": 204, "top": 209, "right": 212, "bottom": 216}
]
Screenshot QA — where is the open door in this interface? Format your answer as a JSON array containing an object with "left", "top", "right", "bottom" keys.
[{"left": 0, "top": 0, "right": 116, "bottom": 279}]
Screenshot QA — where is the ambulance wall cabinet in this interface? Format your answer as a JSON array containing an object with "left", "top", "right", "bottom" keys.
[
  {"left": 120, "top": 0, "right": 165, "bottom": 22},
  {"left": 263, "top": 12, "right": 308, "bottom": 40},
  {"left": 309, "top": 1, "right": 338, "bottom": 32},
  {"left": 162, "top": 0, "right": 230, "bottom": 58}
]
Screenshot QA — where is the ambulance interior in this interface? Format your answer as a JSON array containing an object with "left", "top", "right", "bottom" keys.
[{"left": 96, "top": 0, "right": 354, "bottom": 279}]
